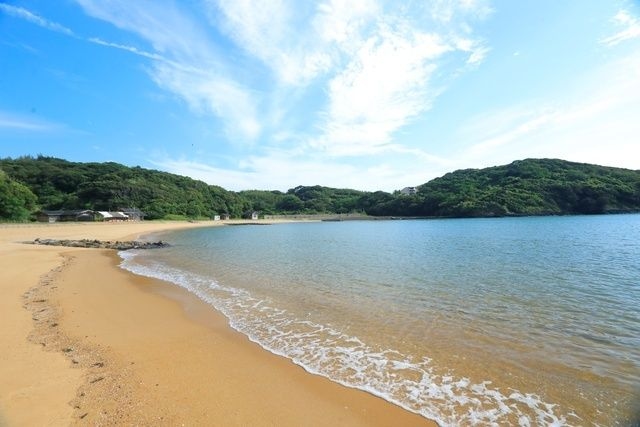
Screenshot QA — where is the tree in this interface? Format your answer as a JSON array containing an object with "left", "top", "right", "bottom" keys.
[
  {"left": 0, "top": 170, "right": 38, "bottom": 221},
  {"left": 276, "top": 194, "right": 304, "bottom": 212}
]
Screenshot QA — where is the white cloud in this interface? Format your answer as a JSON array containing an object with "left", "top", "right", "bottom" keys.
[
  {"left": 155, "top": 150, "right": 433, "bottom": 192},
  {"left": 208, "top": 0, "right": 339, "bottom": 85},
  {"left": 1, "top": 1, "right": 263, "bottom": 141},
  {"left": 457, "top": 51, "right": 640, "bottom": 170},
  {"left": 155, "top": 154, "right": 355, "bottom": 191},
  {"left": 430, "top": 0, "right": 493, "bottom": 23},
  {"left": 151, "top": 63, "right": 261, "bottom": 141},
  {"left": 314, "top": 0, "right": 379, "bottom": 47},
  {"left": 600, "top": 9, "right": 640, "bottom": 47},
  {"left": 154, "top": 159, "right": 260, "bottom": 190},
  {"left": 0, "top": 4, "right": 74, "bottom": 36},
  {"left": 310, "top": 1, "right": 488, "bottom": 157},
  {"left": 75, "top": 0, "right": 261, "bottom": 141},
  {"left": 88, "top": 38, "right": 165, "bottom": 61},
  {"left": 208, "top": 0, "right": 489, "bottom": 155},
  {"left": 313, "top": 24, "right": 448, "bottom": 155},
  {"left": 75, "top": 0, "right": 213, "bottom": 62},
  {"left": 0, "top": 111, "right": 63, "bottom": 132},
  {"left": 72, "top": 0, "right": 492, "bottom": 156}
]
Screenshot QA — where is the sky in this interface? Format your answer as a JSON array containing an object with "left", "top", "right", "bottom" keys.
[{"left": 1, "top": 0, "right": 639, "bottom": 192}]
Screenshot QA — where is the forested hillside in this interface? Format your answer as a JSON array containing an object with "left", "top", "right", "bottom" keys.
[
  {"left": 240, "top": 186, "right": 366, "bottom": 215},
  {"left": 364, "top": 158, "right": 640, "bottom": 217},
  {"left": 0, "top": 157, "right": 244, "bottom": 220},
  {"left": 0, "top": 156, "right": 366, "bottom": 220},
  {"left": 1, "top": 156, "right": 639, "bottom": 221},
  {"left": 415, "top": 159, "right": 640, "bottom": 217}
]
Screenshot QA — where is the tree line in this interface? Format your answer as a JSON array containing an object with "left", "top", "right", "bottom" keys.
[{"left": 1, "top": 156, "right": 639, "bottom": 222}]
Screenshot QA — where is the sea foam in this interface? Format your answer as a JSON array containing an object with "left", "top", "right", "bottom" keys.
[{"left": 119, "top": 250, "right": 572, "bottom": 426}]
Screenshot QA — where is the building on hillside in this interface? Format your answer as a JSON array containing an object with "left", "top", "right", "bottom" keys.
[
  {"left": 37, "top": 210, "right": 98, "bottom": 223},
  {"left": 221, "top": 213, "right": 230, "bottom": 220},
  {"left": 400, "top": 186, "right": 417, "bottom": 196}
]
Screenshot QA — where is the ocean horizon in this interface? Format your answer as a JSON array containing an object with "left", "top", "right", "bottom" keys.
[{"left": 120, "top": 215, "right": 640, "bottom": 426}]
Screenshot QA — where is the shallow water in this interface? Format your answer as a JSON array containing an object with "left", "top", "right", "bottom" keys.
[{"left": 120, "top": 215, "right": 640, "bottom": 426}]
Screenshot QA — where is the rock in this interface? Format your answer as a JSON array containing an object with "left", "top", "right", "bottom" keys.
[{"left": 24, "top": 239, "right": 169, "bottom": 250}]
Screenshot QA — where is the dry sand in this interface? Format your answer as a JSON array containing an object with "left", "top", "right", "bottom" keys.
[{"left": 0, "top": 221, "right": 434, "bottom": 426}]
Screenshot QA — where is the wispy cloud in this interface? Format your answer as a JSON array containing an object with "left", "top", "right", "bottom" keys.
[
  {"left": 8, "top": 0, "right": 490, "bottom": 157},
  {"left": 88, "top": 38, "right": 165, "bottom": 61},
  {"left": 154, "top": 149, "right": 433, "bottom": 192},
  {"left": 208, "top": 0, "right": 381, "bottom": 86},
  {"left": 2, "top": 1, "right": 263, "bottom": 142},
  {"left": 151, "top": 63, "right": 261, "bottom": 140},
  {"left": 458, "top": 51, "right": 640, "bottom": 170},
  {"left": 0, "top": 3, "right": 74, "bottom": 36},
  {"left": 5, "top": 0, "right": 491, "bottom": 188},
  {"left": 208, "top": 0, "right": 490, "bottom": 156},
  {"left": 0, "top": 3, "right": 165, "bottom": 62},
  {"left": 600, "top": 9, "right": 640, "bottom": 47},
  {"left": 0, "top": 110, "right": 63, "bottom": 132},
  {"left": 312, "top": 2, "right": 488, "bottom": 156},
  {"left": 75, "top": 0, "right": 214, "bottom": 62},
  {"left": 315, "top": 25, "right": 449, "bottom": 155},
  {"left": 75, "top": 0, "right": 262, "bottom": 142}
]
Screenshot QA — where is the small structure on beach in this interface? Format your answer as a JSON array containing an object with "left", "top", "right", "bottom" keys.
[
  {"left": 37, "top": 210, "right": 99, "bottom": 223},
  {"left": 97, "top": 211, "right": 129, "bottom": 222},
  {"left": 37, "top": 209, "right": 141, "bottom": 223},
  {"left": 242, "top": 211, "right": 260, "bottom": 220},
  {"left": 119, "top": 207, "right": 145, "bottom": 221}
]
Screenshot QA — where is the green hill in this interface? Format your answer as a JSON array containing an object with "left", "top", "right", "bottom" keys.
[
  {"left": 414, "top": 159, "right": 640, "bottom": 217},
  {"left": 0, "top": 156, "right": 245, "bottom": 220},
  {"left": 1, "top": 156, "right": 639, "bottom": 221}
]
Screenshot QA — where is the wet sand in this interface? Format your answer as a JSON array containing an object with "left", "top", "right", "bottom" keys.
[{"left": 0, "top": 221, "right": 434, "bottom": 426}]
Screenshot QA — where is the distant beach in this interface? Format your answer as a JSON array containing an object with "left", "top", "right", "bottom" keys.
[{"left": 0, "top": 221, "right": 432, "bottom": 426}]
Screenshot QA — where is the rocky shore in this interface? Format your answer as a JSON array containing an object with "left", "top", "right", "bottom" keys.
[{"left": 25, "top": 238, "right": 168, "bottom": 250}]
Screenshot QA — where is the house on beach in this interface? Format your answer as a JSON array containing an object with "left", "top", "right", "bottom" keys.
[
  {"left": 242, "top": 211, "right": 260, "bottom": 220},
  {"left": 119, "top": 207, "right": 145, "bottom": 221},
  {"left": 37, "top": 209, "right": 145, "bottom": 223},
  {"left": 37, "top": 210, "right": 99, "bottom": 223},
  {"left": 97, "top": 211, "right": 129, "bottom": 221}
]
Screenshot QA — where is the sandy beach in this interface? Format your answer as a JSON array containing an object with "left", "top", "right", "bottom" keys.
[{"left": 0, "top": 221, "right": 433, "bottom": 426}]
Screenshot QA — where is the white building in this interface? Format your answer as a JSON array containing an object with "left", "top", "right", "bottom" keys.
[{"left": 400, "top": 187, "right": 417, "bottom": 195}]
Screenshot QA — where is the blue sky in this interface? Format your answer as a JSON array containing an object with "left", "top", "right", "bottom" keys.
[{"left": 1, "top": 0, "right": 639, "bottom": 191}]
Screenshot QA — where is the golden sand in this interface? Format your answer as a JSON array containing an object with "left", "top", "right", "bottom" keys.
[{"left": 0, "top": 221, "right": 434, "bottom": 426}]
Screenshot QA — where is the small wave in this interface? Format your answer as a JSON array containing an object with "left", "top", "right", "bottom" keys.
[{"left": 119, "top": 251, "right": 572, "bottom": 426}]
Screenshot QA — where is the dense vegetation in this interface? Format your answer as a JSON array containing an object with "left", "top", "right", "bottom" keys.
[
  {"left": 240, "top": 186, "right": 365, "bottom": 215},
  {"left": 0, "top": 157, "right": 244, "bottom": 220},
  {"left": 410, "top": 159, "right": 640, "bottom": 217},
  {"left": 0, "top": 169, "right": 38, "bottom": 221},
  {"left": 0, "top": 156, "right": 639, "bottom": 221}
]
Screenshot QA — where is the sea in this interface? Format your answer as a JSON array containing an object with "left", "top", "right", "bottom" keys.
[{"left": 119, "top": 215, "right": 640, "bottom": 426}]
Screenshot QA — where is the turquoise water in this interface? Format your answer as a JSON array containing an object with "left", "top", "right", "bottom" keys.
[{"left": 120, "top": 215, "right": 640, "bottom": 426}]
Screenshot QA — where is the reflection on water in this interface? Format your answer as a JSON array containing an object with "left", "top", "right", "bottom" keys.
[{"left": 122, "top": 215, "right": 640, "bottom": 426}]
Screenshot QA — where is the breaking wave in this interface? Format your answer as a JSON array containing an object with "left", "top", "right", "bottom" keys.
[{"left": 119, "top": 250, "right": 570, "bottom": 426}]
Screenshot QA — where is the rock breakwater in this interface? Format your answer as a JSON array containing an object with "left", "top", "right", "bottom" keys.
[{"left": 25, "top": 238, "right": 168, "bottom": 250}]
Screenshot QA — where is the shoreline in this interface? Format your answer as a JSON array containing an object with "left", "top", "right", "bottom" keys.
[{"left": 0, "top": 221, "right": 434, "bottom": 426}]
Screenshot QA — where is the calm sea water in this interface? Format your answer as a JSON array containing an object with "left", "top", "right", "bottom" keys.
[{"left": 120, "top": 215, "right": 640, "bottom": 426}]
